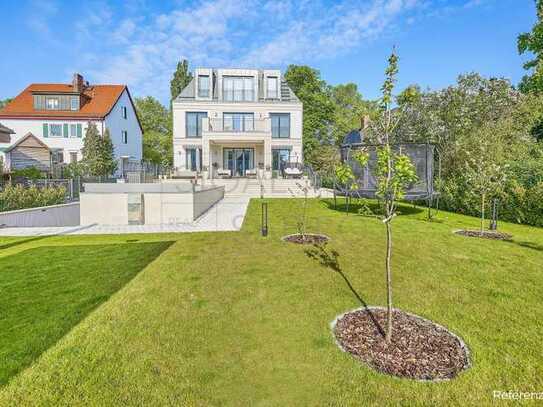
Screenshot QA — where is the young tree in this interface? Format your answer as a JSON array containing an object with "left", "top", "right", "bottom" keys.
[
  {"left": 518, "top": 0, "right": 543, "bottom": 93},
  {"left": 170, "top": 60, "right": 193, "bottom": 101},
  {"left": 463, "top": 126, "right": 508, "bottom": 234},
  {"left": 81, "top": 123, "right": 117, "bottom": 177},
  {"left": 372, "top": 50, "right": 418, "bottom": 342}
]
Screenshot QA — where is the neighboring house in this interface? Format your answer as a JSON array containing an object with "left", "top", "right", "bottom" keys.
[
  {"left": 0, "top": 74, "right": 143, "bottom": 173},
  {"left": 172, "top": 68, "right": 303, "bottom": 178},
  {"left": 0, "top": 123, "right": 14, "bottom": 144}
]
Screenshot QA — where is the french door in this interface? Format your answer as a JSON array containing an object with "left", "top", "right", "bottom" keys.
[{"left": 223, "top": 148, "right": 254, "bottom": 176}]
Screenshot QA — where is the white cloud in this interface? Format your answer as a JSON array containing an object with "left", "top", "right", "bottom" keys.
[{"left": 76, "top": 0, "right": 462, "bottom": 102}]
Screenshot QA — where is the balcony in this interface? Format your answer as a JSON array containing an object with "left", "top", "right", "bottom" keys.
[{"left": 205, "top": 118, "right": 270, "bottom": 134}]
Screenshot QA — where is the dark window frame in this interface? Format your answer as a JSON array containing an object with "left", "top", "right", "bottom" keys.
[
  {"left": 270, "top": 113, "right": 290, "bottom": 138},
  {"left": 186, "top": 112, "right": 208, "bottom": 138}
]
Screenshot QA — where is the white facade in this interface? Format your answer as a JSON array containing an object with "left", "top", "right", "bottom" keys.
[
  {"left": 172, "top": 68, "right": 303, "bottom": 179},
  {"left": 0, "top": 88, "right": 142, "bottom": 170}
]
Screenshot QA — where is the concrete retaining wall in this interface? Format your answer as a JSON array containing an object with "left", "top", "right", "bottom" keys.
[
  {"left": 194, "top": 186, "right": 225, "bottom": 219},
  {"left": 80, "top": 183, "right": 225, "bottom": 225},
  {"left": 0, "top": 202, "right": 80, "bottom": 227},
  {"left": 80, "top": 193, "right": 129, "bottom": 225}
]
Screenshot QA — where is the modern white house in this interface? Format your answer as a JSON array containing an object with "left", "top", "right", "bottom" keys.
[
  {"left": 172, "top": 68, "right": 303, "bottom": 179},
  {"left": 0, "top": 74, "right": 142, "bottom": 172}
]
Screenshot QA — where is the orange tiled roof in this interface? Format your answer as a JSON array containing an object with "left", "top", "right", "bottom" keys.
[{"left": 0, "top": 83, "right": 126, "bottom": 119}]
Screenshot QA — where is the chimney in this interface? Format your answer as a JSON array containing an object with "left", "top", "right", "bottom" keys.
[{"left": 72, "top": 73, "right": 85, "bottom": 93}]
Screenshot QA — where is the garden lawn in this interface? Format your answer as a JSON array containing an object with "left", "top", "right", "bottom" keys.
[{"left": 0, "top": 198, "right": 542, "bottom": 406}]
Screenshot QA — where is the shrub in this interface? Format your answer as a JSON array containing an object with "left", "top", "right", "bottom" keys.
[
  {"left": 0, "top": 184, "right": 67, "bottom": 212},
  {"left": 10, "top": 166, "right": 44, "bottom": 180},
  {"left": 63, "top": 162, "right": 87, "bottom": 179}
]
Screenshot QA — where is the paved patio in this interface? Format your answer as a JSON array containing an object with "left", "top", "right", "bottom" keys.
[{"left": 0, "top": 197, "right": 250, "bottom": 236}]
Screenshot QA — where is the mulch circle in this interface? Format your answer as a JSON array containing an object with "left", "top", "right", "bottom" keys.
[
  {"left": 282, "top": 233, "right": 330, "bottom": 244},
  {"left": 455, "top": 229, "right": 512, "bottom": 240},
  {"left": 332, "top": 307, "right": 470, "bottom": 381}
]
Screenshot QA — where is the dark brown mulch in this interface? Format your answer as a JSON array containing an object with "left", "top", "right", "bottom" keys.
[
  {"left": 455, "top": 229, "right": 512, "bottom": 240},
  {"left": 333, "top": 308, "right": 470, "bottom": 381},
  {"left": 282, "top": 233, "right": 329, "bottom": 245}
]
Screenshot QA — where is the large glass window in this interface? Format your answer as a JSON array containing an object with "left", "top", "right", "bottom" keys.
[
  {"left": 186, "top": 112, "right": 207, "bottom": 138},
  {"left": 223, "top": 76, "right": 254, "bottom": 101},
  {"left": 272, "top": 149, "right": 291, "bottom": 170},
  {"left": 223, "top": 148, "right": 254, "bottom": 176},
  {"left": 271, "top": 113, "right": 290, "bottom": 138},
  {"left": 267, "top": 76, "right": 278, "bottom": 99},
  {"left": 198, "top": 75, "right": 210, "bottom": 98},
  {"left": 185, "top": 148, "right": 201, "bottom": 171},
  {"left": 223, "top": 113, "right": 254, "bottom": 131}
]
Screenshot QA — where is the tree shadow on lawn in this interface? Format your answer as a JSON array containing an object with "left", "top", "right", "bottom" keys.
[
  {"left": 0, "top": 240, "right": 173, "bottom": 386},
  {"left": 502, "top": 239, "right": 543, "bottom": 252},
  {"left": 304, "top": 243, "right": 385, "bottom": 338},
  {"left": 0, "top": 235, "right": 53, "bottom": 251}
]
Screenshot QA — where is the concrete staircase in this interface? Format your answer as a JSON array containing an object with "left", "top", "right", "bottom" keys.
[{"left": 202, "top": 178, "right": 321, "bottom": 197}]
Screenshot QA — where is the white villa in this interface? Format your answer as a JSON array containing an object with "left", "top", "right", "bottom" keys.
[
  {"left": 172, "top": 68, "right": 303, "bottom": 179},
  {"left": 0, "top": 74, "right": 142, "bottom": 173}
]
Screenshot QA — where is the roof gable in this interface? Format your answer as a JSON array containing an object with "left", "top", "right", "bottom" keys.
[
  {"left": 0, "top": 84, "right": 126, "bottom": 119},
  {"left": 5, "top": 133, "right": 50, "bottom": 152}
]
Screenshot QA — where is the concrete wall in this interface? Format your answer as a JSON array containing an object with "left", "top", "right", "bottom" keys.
[
  {"left": 144, "top": 193, "right": 193, "bottom": 224},
  {"left": 80, "top": 193, "right": 128, "bottom": 225},
  {"left": 79, "top": 183, "right": 224, "bottom": 225},
  {"left": 0, "top": 202, "right": 80, "bottom": 227},
  {"left": 193, "top": 186, "right": 224, "bottom": 219}
]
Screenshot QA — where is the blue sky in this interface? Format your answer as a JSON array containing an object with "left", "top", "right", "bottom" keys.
[{"left": 0, "top": 0, "right": 536, "bottom": 104}]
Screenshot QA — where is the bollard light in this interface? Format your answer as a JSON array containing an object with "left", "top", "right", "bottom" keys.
[{"left": 261, "top": 202, "right": 268, "bottom": 237}]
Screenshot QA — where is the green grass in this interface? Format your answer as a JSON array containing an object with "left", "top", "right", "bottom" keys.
[
  {"left": 0, "top": 198, "right": 542, "bottom": 406},
  {"left": 0, "top": 241, "right": 172, "bottom": 385}
]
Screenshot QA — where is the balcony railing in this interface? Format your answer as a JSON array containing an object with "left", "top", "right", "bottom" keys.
[{"left": 206, "top": 118, "right": 270, "bottom": 133}]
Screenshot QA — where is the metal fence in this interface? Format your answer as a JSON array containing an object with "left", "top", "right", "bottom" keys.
[
  {"left": 0, "top": 178, "right": 76, "bottom": 202},
  {"left": 120, "top": 160, "right": 171, "bottom": 183}
]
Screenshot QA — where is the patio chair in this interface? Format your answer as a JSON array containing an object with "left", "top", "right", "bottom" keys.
[
  {"left": 245, "top": 169, "right": 257, "bottom": 178},
  {"left": 217, "top": 168, "right": 232, "bottom": 178},
  {"left": 284, "top": 167, "right": 303, "bottom": 179},
  {"left": 172, "top": 169, "right": 198, "bottom": 179}
]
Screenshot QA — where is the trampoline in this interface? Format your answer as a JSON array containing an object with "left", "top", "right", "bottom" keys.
[{"left": 334, "top": 129, "right": 439, "bottom": 211}]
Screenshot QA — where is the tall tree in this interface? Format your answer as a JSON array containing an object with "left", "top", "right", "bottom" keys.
[
  {"left": 518, "top": 0, "right": 543, "bottom": 93},
  {"left": 330, "top": 83, "right": 377, "bottom": 145},
  {"left": 135, "top": 96, "right": 173, "bottom": 166},
  {"left": 284, "top": 65, "right": 335, "bottom": 163},
  {"left": 81, "top": 123, "right": 117, "bottom": 177},
  {"left": 170, "top": 60, "right": 193, "bottom": 101}
]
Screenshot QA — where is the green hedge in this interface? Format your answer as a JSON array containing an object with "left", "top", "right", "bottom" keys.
[{"left": 0, "top": 184, "right": 67, "bottom": 212}]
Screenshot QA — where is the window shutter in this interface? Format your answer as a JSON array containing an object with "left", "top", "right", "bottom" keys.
[
  {"left": 43, "top": 123, "right": 49, "bottom": 138},
  {"left": 63, "top": 123, "right": 69, "bottom": 138},
  {"left": 77, "top": 124, "right": 82, "bottom": 138}
]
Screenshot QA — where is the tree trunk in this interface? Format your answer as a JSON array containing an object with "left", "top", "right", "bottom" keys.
[
  {"left": 385, "top": 219, "right": 393, "bottom": 342},
  {"left": 480, "top": 193, "right": 485, "bottom": 235}
]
